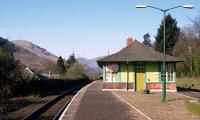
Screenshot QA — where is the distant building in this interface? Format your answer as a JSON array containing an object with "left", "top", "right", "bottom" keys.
[{"left": 97, "top": 37, "right": 181, "bottom": 92}]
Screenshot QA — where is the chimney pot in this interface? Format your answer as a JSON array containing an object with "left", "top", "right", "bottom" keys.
[{"left": 127, "top": 37, "right": 134, "bottom": 46}]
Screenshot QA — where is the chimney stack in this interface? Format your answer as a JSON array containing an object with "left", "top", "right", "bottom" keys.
[{"left": 126, "top": 37, "right": 134, "bottom": 46}]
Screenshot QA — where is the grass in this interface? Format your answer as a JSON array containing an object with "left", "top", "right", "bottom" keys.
[
  {"left": 185, "top": 101, "right": 200, "bottom": 116},
  {"left": 1, "top": 95, "right": 40, "bottom": 113},
  {"left": 177, "top": 77, "right": 200, "bottom": 89}
]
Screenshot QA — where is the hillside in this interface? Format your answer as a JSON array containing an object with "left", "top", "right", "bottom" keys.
[
  {"left": 0, "top": 38, "right": 57, "bottom": 73},
  {"left": 0, "top": 38, "right": 103, "bottom": 73},
  {"left": 78, "top": 57, "right": 103, "bottom": 72},
  {"left": 12, "top": 40, "right": 57, "bottom": 62}
]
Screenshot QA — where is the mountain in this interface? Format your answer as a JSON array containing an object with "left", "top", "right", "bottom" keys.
[
  {"left": 0, "top": 37, "right": 103, "bottom": 73},
  {"left": 12, "top": 40, "right": 57, "bottom": 62},
  {"left": 78, "top": 57, "right": 103, "bottom": 72},
  {"left": 0, "top": 38, "right": 57, "bottom": 73}
]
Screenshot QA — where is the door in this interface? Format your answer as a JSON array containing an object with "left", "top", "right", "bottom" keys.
[{"left": 136, "top": 69, "right": 145, "bottom": 91}]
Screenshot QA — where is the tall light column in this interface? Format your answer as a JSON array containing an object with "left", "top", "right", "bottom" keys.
[{"left": 136, "top": 4, "right": 194, "bottom": 102}]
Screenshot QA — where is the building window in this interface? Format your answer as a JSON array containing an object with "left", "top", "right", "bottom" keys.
[
  {"left": 160, "top": 63, "right": 174, "bottom": 82},
  {"left": 134, "top": 63, "right": 144, "bottom": 69},
  {"left": 105, "top": 72, "right": 120, "bottom": 82},
  {"left": 167, "top": 64, "right": 174, "bottom": 82},
  {"left": 106, "top": 72, "right": 112, "bottom": 82},
  {"left": 105, "top": 64, "right": 119, "bottom": 82}
]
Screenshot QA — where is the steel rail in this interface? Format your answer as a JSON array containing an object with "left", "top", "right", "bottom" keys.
[
  {"left": 52, "top": 99, "right": 72, "bottom": 120},
  {"left": 21, "top": 85, "right": 83, "bottom": 120}
]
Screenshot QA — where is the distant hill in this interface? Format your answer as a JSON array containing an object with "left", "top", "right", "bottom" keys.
[
  {"left": 0, "top": 38, "right": 104, "bottom": 73},
  {"left": 12, "top": 40, "right": 57, "bottom": 62},
  {"left": 78, "top": 57, "right": 103, "bottom": 72},
  {"left": 0, "top": 38, "right": 57, "bottom": 73}
]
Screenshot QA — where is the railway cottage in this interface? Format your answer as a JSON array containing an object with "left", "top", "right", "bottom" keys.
[{"left": 97, "top": 37, "right": 181, "bottom": 92}]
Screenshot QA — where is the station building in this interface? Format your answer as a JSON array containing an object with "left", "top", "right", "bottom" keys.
[{"left": 97, "top": 37, "right": 181, "bottom": 92}]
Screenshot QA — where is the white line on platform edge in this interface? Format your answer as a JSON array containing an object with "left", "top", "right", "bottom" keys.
[
  {"left": 59, "top": 81, "right": 99, "bottom": 120},
  {"left": 191, "top": 91, "right": 200, "bottom": 94},
  {"left": 177, "top": 93, "right": 199, "bottom": 101},
  {"left": 112, "top": 92, "right": 152, "bottom": 120}
]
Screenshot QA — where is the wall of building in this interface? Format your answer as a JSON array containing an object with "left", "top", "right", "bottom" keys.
[
  {"left": 103, "top": 83, "right": 134, "bottom": 90},
  {"left": 102, "top": 62, "right": 177, "bottom": 91},
  {"left": 145, "top": 62, "right": 177, "bottom": 91},
  {"left": 146, "top": 83, "right": 177, "bottom": 91},
  {"left": 120, "top": 63, "right": 134, "bottom": 83},
  {"left": 146, "top": 62, "right": 160, "bottom": 83},
  {"left": 120, "top": 63, "right": 127, "bottom": 83}
]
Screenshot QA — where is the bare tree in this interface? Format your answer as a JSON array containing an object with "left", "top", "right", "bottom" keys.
[{"left": 173, "top": 15, "right": 200, "bottom": 76}]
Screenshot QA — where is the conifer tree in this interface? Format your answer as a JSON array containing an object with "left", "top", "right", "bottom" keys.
[
  {"left": 143, "top": 33, "right": 152, "bottom": 46},
  {"left": 155, "top": 14, "right": 180, "bottom": 55},
  {"left": 67, "top": 53, "right": 76, "bottom": 66},
  {"left": 56, "top": 56, "right": 65, "bottom": 73}
]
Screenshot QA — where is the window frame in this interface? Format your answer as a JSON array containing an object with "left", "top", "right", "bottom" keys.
[
  {"left": 134, "top": 63, "right": 144, "bottom": 69},
  {"left": 160, "top": 63, "right": 174, "bottom": 82},
  {"left": 105, "top": 63, "right": 120, "bottom": 82}
]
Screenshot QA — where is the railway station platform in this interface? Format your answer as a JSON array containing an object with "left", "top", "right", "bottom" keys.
[{"left": 59, "top": 80, "right": 148, "bottom": 120}]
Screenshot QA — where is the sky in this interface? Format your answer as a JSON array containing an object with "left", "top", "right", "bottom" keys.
[{"left": 0, "top": 0, "right": 200, "bottom": 59}]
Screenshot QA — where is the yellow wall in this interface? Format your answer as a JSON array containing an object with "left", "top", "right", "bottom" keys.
[
  {"left": 146, "top": 63, "right": 159, "bottom": 82},
  {"left": 120, "top": 63, "right": 134, "bottom": 83},
  {"left": 128, "top": 64, "right": 134, "bottom": 83},
  {"left": 120, "top": 63, "right": 127, "bottom": 82}
]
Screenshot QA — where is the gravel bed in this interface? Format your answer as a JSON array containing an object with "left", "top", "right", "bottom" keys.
[{"left": 1, "top": 95, "right": 56, "bottom": 120}]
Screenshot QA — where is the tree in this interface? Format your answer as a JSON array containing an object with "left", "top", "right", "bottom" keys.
[
  {"left": 0, "top": 38, "right": 22, "bottom": 100},
  {"left": 173, "top": 31, "right": 195, "bottom": 76},
  {"left": 56, "top": 56, "right": 65, "bottom": 73},
  {"left": 67, "top": 53, "right": 76, "bottom": 67},
  {"left": 173, "top": 15, "right": 200, "bottom": 76},
  {"left": 143, "top": 33, "right": 152, "bottom": 46},
  {"left": 155, "top": 14, "right": 180, "bottom": 55},
  {"left": 193, "top": 47, "right": 200, "bottom": 76},
  {"left": 66, "top": 63, "right": 86, "bottom": 80}
]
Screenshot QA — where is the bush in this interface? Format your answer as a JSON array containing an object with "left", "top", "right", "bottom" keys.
[
  {"left": 85, "top": 71, "right": 100, "bottom": 80},
  {"left": 177, "top": 77, "right": 200, "bottom": 89},
  {"left": 66, "top": 63, "right": 87, "bottom": 80}
]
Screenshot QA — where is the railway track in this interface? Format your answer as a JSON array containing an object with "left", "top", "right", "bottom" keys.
[{"left": 21, "top": 85, "right": 84, "bottom": 120}]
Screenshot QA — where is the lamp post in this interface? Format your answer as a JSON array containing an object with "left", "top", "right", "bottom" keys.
[{"left": 136, "top": 4, "right": 193, "bottom": 102}]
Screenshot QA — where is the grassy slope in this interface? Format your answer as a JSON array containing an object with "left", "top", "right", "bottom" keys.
[
  {"left": 177, "top": 77, "right": 200, "bottom": 89},
  {"left": 185, "top": 101, "right": 200, "bottom": 116}
]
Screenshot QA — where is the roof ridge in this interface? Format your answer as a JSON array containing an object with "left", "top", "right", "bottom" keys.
[{"left": 97, "top": 40, "right": 181, "bottom": 62}]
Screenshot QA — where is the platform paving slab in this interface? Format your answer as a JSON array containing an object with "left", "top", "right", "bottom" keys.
[
  {"left": 115, "top": 91, "right": 200, "bottom": 120},
  {"left": 60, "top": 81, "right": 148, "bottom": 120}
]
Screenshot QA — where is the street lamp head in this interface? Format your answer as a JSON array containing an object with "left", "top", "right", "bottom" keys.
[
  {"left": 136, "top": 5, "right": 147, "bottom": 8},
  {"left": 182, "top": 5, "right": 194, "bottom": 9}
]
